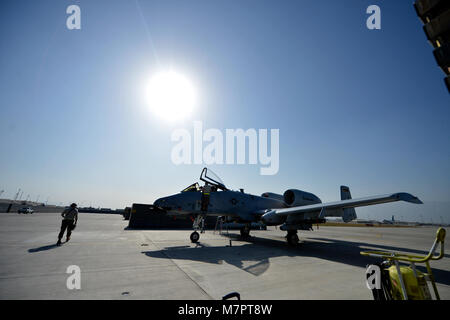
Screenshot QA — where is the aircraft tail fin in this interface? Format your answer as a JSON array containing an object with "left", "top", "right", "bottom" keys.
[
  {"left": 340, "top": 185, "right": 352, "bottom": 200},
  {"left": 340, "top": 186, "right": 357, "bottom": 222}
]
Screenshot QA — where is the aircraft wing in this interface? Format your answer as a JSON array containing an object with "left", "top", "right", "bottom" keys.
[{"left": 272, "top": 192, "right": 422, "bottom": 217}]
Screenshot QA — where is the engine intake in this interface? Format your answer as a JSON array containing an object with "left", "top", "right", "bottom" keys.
[{"left": 283, "top": 189, "right": 321, "bottom": 207}]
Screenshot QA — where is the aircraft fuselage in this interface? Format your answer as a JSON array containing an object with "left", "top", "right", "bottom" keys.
[{"left": 154, "top": 190, "right": 287, "bottom": 222}]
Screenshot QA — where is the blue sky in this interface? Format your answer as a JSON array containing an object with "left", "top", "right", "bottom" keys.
[{"left": 0, "top": 1, "right": 449, "bottom": 222}]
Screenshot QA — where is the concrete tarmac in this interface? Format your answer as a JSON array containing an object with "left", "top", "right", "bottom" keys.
[{"left": 0, "top": 212, "right": 449, "bottom": 299}]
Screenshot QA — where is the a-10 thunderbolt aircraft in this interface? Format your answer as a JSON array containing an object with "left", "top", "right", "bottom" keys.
[{"left": 153, "top": 168, "right": 422, "bottom": 245}]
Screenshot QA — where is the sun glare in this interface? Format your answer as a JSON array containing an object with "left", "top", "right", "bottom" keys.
[{"left": 145, "top": 70, "right": 197, "bottom": 122}]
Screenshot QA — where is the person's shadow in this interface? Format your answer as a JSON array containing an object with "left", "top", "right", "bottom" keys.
[{"left": 28, "top": 244, "right": 60, "bottom": 253}]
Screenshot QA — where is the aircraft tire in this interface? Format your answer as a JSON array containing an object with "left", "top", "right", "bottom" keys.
[
  {"left": 240, "top": 227, "right": 250, "bottom": 238},
  {"left": 287, "top": 232, "right": 299, "bottom": 246},
  {"left": 190, "top": 231, "right": 200, "bottom": 243}
]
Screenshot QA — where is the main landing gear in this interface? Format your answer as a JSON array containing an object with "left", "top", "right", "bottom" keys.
[
  {"left": 240, "top": 224, "right": 251, "bottom": 238},
  {"left": 286, "top": 230, "right": 299, "bottom": 246}
]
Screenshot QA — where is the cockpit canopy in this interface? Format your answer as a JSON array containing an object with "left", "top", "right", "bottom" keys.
[
  {"left": 181, "top": 183, "right": 200, "bottom": 193},
  {"left": 200, "top": 167, "right": 227, "bottom": 190},
  {"left": 180, "top": 168, "right": 228, "bottom": 193}
]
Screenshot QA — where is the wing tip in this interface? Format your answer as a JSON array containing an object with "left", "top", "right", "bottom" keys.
[{"left": 395, "top": 193, "right": 423, "bottom": 204}]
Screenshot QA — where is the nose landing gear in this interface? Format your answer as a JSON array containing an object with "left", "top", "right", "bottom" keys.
[
  {"left": 190, "top": 231, "right": 200, "bottom": 243},
  {"left": 190, "top": 215, "right": 206, "bottom": 243}
]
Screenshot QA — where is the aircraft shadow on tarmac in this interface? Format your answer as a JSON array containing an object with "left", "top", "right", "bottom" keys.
[
  {"left": 142, "top": 233, "right": 450, "bottom": 285},
  {"left": 142, "top": 239, "right": 283, "bottom": 276}
]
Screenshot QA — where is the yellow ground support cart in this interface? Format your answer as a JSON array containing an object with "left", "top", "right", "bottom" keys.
[{"left": 361, "top": 227, "right": 446, "bottom": 300}]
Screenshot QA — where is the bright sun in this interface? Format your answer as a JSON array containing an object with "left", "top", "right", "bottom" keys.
[{"left": 145, "top": 70, "right": 197, "bottom": 122}]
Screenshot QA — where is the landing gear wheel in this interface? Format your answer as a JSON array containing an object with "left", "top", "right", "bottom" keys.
[
  {"left": 190, "top": 231, "right": 200, "bottom": 243},
  {"left": 287, "top": 232, "right": 299, "bottom": 246},
  {"left": 240, "top": 226, "right": 250, "bottom": 238}
]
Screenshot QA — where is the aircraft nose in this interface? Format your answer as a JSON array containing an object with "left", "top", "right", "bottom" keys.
[
  {"left": 153, "top": 197, "right": 165, "bottom": 208},
  {"left": 153, "top": 197, "right": 172, "bottom": 211}
]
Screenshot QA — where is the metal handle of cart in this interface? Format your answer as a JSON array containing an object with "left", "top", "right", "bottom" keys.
[{"left": 360, "top": 227, "right": 446, "bottom": 300}]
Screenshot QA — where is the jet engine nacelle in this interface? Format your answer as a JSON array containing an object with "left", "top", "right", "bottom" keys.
[
  {"left": 283, "top": 189, "right": 322, "bottom": 207},
  {"left": 261, "top": 192, "right": 284, "bottom": 202}
]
